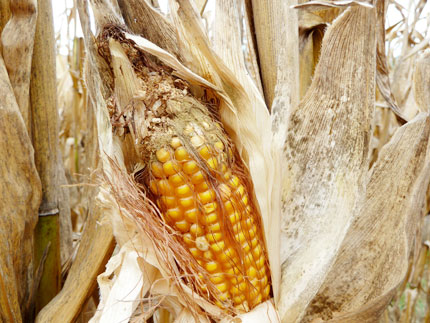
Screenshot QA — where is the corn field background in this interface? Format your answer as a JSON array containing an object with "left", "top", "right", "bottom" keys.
[{"left": 1, "top": 0, "right": 430, "bottom": 322}]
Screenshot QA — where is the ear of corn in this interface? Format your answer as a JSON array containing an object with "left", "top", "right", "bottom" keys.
[{"left": 144, "top": 104, "right": 271, "bottom": 311}]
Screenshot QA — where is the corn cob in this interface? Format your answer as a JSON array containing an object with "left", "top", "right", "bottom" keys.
[{"left": 144, "top": 101, "right": 271, "bottom": 311}]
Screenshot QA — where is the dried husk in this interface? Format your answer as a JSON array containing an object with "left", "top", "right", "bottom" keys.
[
  {"left": 412, "top": 49, "right": 430, "bottom": 112},
  {"left": 278, "top": 6, "right": 376, "bottom": 322},
  {"left": 304, "top": 113, "right": 430, "bottom": 322},
  {"left": 0, "top": 27, "right": 41, "bottom": 323}
]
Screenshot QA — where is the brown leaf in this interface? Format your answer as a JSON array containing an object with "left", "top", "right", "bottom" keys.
[{"left": 304, "top": 113, "right": 430, "bottom": 322}]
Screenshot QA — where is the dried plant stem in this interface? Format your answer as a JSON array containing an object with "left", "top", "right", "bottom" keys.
[{"left": 30, "top": 0, "right": 61, "bottom": 313}]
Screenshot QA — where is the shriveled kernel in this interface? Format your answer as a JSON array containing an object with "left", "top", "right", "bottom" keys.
[
  {"left": 207, "top": 232, "right": 222, "bottom": 243},
  {"left": 183, "top": 160, "right": 199, "bottom": 175},
  {"left": 198, "top": 190, "right": 215, "bottom": 203},
  {"left": 191, "top": 171, "right": 205, "bottom": 184},
  {"left": 206, "top": 261, "right": 220, "bottom": 273},
  {"left": 176, "top": 184, "right": 192, "bottom": 197},
  {"left": 175, "top": 220, "right": 190, "bottom": 232},
  {"left": 156, "top": 148, "right": 170, "bottom": 163},
  {"left": 169, "top": 173, "right": 185, "bottom": 186},
  {"left": 196, "top": 236, "right": 209, "bottom": 251},
  {"left": 166, "top": 208, "right": 183, "bottom": 221},
  {"left": 203, "top": 249, "right": 214, "bottom": 260},
  {"left": 170, "top": 137, "right": 182, "bottom": 149},
  {"left": 151, "top": 162, "right": 164, "bottom": 178},
  {"left": 175, "top": 147, "right": 190, "bottom": 161},
  {"left": 191, "top": 135, "right": 204, "bottom": 147},
  {"left": 179, "top": 197, "right": 194, "bottom": 209}
]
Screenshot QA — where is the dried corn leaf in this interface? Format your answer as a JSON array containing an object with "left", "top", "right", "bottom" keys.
[
  {"left": 412, "top": 49, "right": 430, "bottom": 112},
  {"left": 304, "top": 113, "right": 430, "bottom": 322},
  {"left": 0, "top": 48, "right": 41, "bottom": 322},
  {"left": 279, "top": 6, "right": 376, "bottom": 322}
]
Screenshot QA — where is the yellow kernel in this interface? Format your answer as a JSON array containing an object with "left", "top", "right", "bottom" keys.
[
  {"left": 242, "top": 218, "right": 253, "bottom": 229},
  {"left": 208, "top": 223, "right": 221, "bottom": 232},
  {"left": 246, "top": 266, "right": 258, "bottom": 279},
  {"left": 218, "top": 248, "right": 236, "bottom": 263},
  {"left": 203, "top": 250, "right": 214, "bottom": 260},
  {"left": 210, "top": 241, "right": 226, "bottom": 253},
  {"left": 258, "top": 269, "right": 267, "bottom": 280},
  {"left": 190, "top": 223, "right": 204, "bottom": 236},
  {"left": 217, "top": 292, "right": 229, "bottom": 302},
  {"left": 252, "top": 294, "right": 263, "bottom": 307},
  {"left": 176, "top": 184, "right": 192, "bottom": 197},
  {"left": 210, "top": 273, "right": 224, "bottom": 284},
  {"left": 198, "top": 190, "right": 215, "bottom": 203},
  {"left": 203, "top": 202, "right": 217, "bottom": 214},
  {"left": 215, "top": 282, "right": 229, "bottom": 293},
  {"left": 199, "top": 145, "right": 211, "bottom": 159},
  {"left": 256, "top": 256, "right": 265, "bottom": 269},
  {"left": 207, "top": 157, "right": 218, "bottom": 170},
  {"left": 225, "top": 265, "right": 241, "bottom": 277},
  {"left": 170, "top": 137, "right": 182, "bottom": 149},
  {"left": 229, "top": 176, "right": 240, "bottom": 188},
  {"left": 218, "top": 184, "right": 231, "bottom": 201},
  {"left": 229, "top": 212, "right": 241, "bottom": 224},
  {"left": 191, "top": 171, "right": 205, "bottom": 184},
  {"left": 232, "top": 222, "right": 243, "bottom": 233},
  {"left": 244, "top": 254, "right": 254, "bottom": 267},
  {"left": 236, "top": 185, "right": 245, "bottom": 197},
  {"left": 230, "top": 281, "right": 247, "bottom": 296},
  {"left": 248, "top": 225, "right": 257, "bottom": 239},
  {"left": 169, "top": 173, "right": 185, "bottom": 186},
  {"left": 166, "top": 208, "right": 183, "bottom": 221},
  {"left": 214, "top": 141, "right": 224, "bottom": 151},
  {"left": 183, "top": 160, "right": 199, "bottom": 175},
  {"left": 230, "top": 274, "right": 244, "bottom": 285},
  {"left": 242, "top": 242, "right": 251, "bottom": 253},
  {"left": 157, "top": 180, "right": 174, "bottom": 195},
  {"left": 179, "top": 197, "right": 194, "bottom": 209},
  {"left": 223, "top": 171, "right": 232, "bottom": 180},
  {"left": 234, "top": 232, "right": 246, "bottom": 244},
  {"left": 191, "top": 135, "right": 204, "bottom": 147},
  {"left": 205, "top": 212, "right": 218, "bottom": 225},
  {"left": 241, "top": 195, "right": 248, "bottom": 206},
  {"left": 156, "top": 148, "right": 171, "bottom": 163},
  {"left": 233, "top": 294, "right": 246, "bottom": 305},
  {"left": 184, "top": 208, "right": 199, "bottom": 223},
  {"left": 175, "top": 220, "right": 190, "bottom": 232},
  {"left": 195, "top": 182, "right": 209, "bottom": 192},
  {"left": 224, "top": 200, "right": 236, "bottom": 214},
  {"left": 251, "top": 237, "right": 258, "bottom": 248},
  {"left": 149, "top": 180, "right": 158, "bottom": 194},
  {"left": 206, "top": 261, "right": 220, "bottom": 273},
  {"left": 160, "top": 196, "right": 176, "bottom": 208},
  {"left": 252, "top": 245, "right": 262, "bottom": 258},
  {"left": 263, "top": 285, "right": 271, "bottom": 297},
  {"left": 220, "top": 163, "right": 227, "bottom": 174},
  {"left": 207, "top": 232, "right": 222, "bottom": 243},
  {"left": 183, "top": 233, "right": 194, "bottom": 246},
  {"left": 175, "top": 147, "right": 190, "bottom": 161},
  {"left": 151, "top": 162, "right": 164, "bottom": 178},
  {"left": 190, "top": 247, "right": 202, "bottom": 258},
  {"left": 163, "top": 160, "right": 180, "bottom": 176}
]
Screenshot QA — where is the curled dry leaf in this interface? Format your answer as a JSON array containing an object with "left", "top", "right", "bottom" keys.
[
  {"left": 412, "top": 49, "right": 430, "bottom": 112},
  {"left": 279, "top": 6, "right": 376, "bottom": 322},
  {"left": 304, "top": 113, "right": 430, "bottom": 322}
]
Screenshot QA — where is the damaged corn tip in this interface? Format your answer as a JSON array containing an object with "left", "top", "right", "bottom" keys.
[{"left": 148, "top": 122, "right": 271, "bottom": 311}]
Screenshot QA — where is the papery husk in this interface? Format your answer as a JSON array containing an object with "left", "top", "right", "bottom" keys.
[
  {"left": 412, "top": 49, "right": 430, "bottom": 112},
  {"left": 278, "top": 5, "right": 376, "bottom": 322},
  {"left": 303, "top": 113, "right": 430, "bottom": 322},
  {"left": 0, "top": 28, "right": 41, "bottom": 323}
]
